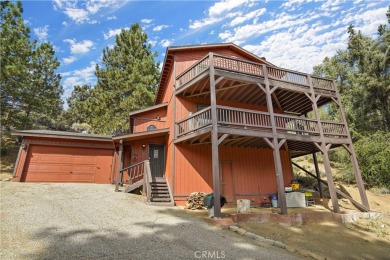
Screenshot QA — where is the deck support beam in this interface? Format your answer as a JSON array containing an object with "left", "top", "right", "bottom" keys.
[
  {"left": 261, "top": 64, "right": 287, "bottom": 215},
  {"left": 334, "top": 78, "right": 370, "bottom": 210},
  {"left": 312, "top": 152, "right": 323, "bottom": 198},
  {"left": 308, "top": 76, "right": 340, "bottom": 213},
  {"left": 210, "top": 53, "right": 222, "bottom": 218},
  {"left": 115, "top": 140, "right": 124, "bottom": 192}
]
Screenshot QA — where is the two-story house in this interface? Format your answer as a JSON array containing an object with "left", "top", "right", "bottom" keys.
[{"left": 13, "top": 43, "right": 370, "bottom": 218}]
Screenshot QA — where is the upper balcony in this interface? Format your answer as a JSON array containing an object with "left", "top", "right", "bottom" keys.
[
  {"left": 175, "top": 105, "right": 349, "bottom": 156},
  {"left": 175, "top": 53, "right": 337, "bottom": 116}
]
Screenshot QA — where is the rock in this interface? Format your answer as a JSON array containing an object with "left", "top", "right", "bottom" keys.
[
  {"left": 236, "top": 228, "right": 247, "bottom": 235},
  {"left": 244, "top": 232, "right": 257, "bottom": 239},
  {"left": 229, "top": 225, "right": 239, "bottom": 232}
]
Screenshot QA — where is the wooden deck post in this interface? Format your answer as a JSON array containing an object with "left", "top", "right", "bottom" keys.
[
  {"left": 115, "top": 140, "right": 124, "bottom": 192},
  {"left": 312, "top": 152, "right": 323, "bottom": 198},
  {"left": 307, "top": 75, "right": 339, "bottom": 212},
  {"left": 333, "top": 80, "right": 369, "bottom": 210},
  {"left": 261, "top": 64, "right": 287, "bottom": 215},
  {"left": 210, "top": 52, "right": 222, "bottom": 218}
]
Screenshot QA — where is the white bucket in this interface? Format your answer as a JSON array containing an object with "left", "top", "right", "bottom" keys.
[{"left": 271, "top": 199, "right": 278, "bottom": 208}]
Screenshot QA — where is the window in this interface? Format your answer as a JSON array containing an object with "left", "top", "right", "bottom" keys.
[{"left": 147, "top": 125, "right": 157, "bottom": 131}]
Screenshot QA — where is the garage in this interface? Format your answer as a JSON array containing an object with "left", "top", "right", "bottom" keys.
[{"left": 12, "top": 130, "right": 115, "bottom": 184}]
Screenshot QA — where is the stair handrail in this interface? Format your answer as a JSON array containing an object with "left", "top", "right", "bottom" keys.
[
  {"left": 165, "top": 177, "right": 175, "bottom": 206},
  {"left": 144, "top": 160, "right": 152, "bottom": 203},
  {"left": 119, "top": 161, "right": 145, "bottom": 185}
]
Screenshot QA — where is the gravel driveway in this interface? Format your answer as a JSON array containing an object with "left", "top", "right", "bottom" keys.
[{"left": 1, "top": 182, "right": 297, "bottom": 260}]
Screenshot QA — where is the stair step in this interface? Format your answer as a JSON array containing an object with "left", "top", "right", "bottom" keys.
[
  {"left": 151, "top": 183, "right": 168, "bottom": 187},
  {"left": 151, "top": 190, "right": 169, "bottom": 194},
  {"left": 150, "top": 197, "right": 171, "bottom": 202},
  {"left": 151, "top": 194, "right": 170, "bottom": 198}
]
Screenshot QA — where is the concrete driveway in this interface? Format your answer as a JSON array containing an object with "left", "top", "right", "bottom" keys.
[{"left": 1, "top": 182, "right": 297, "bottom": 259}]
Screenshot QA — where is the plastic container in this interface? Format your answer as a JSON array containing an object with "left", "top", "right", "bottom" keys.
[{"left": 269, "top": 194, "right": 278, "bottom": 208}]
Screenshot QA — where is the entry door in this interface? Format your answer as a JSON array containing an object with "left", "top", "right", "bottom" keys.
[
  {"left": 149, "top": 144, "right": 165, "bottom": 179},
  {"left": 220, "top": 161, "right": 235, "bottom": 203}
]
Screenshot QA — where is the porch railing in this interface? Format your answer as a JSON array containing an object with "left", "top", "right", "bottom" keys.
[
  {"left": 176, "top": 106, "right": 348, "bottom": 139},
  {"left": 176, "top": 53, "right": 336, "bottom": 93},
  {"left": 120, "top": 161, "right": 145, "bottom": 185}
]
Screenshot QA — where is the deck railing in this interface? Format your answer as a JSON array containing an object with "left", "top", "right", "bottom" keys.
[
  {"left": 176, "top": 53, "right": 335, "bottom": 92},
  {"left": 176, "top": 106, "right": 348, "bottom": 139},
  {"left": 217, "top": 105, "right": 271, "bottom": 129},
  {"left": 274, "top": 114, "right": 319, "bottom": 135},
  {"left": 176, "top": 107, "right": 212, "bottom": 137},
  {"left": 321, "top": 121, "right": 348, "bottom": 137},
  {"left": 177, "top": 55, "right": 210, "bottom": 87}
]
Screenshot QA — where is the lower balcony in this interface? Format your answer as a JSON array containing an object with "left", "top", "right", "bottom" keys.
[{"left": 175, "top": 106, "right": 349, "bottom": 156}]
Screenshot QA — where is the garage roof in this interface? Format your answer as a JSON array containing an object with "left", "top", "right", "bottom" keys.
[{"left": 12, "top": 130, "right": 112, "bottom": 142}]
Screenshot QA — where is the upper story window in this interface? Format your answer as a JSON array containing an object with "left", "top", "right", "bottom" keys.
[{"left": 147, "top": 125, "right": 157, "bottom": 131}]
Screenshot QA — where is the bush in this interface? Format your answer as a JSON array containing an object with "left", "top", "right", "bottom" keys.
[{"left": 355, "top": 132, "right": 390, "bottom": 188}]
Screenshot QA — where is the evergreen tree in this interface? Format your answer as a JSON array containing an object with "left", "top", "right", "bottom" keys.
[
  {"left": 314, "top": 6, "right": 390, "bottom": 135},
  {"left": 1, "top": 1, "right": 63, "bottom": 153},
  {"left": 1, "top": 1, "right": 32, "bottom": 131},
  {"left": 65, "top": 84, "right": 92, "bottom": 125},
  {"left": 89, "top": 23, "right": 160, "bottom": 134}
]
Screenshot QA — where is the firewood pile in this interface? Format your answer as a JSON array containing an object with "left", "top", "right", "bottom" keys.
[{"left": 184, "top": 192, "right": 207, "bottom": 210}]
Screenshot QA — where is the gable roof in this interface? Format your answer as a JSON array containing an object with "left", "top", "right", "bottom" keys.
[{"left": 155, "top": 43, "right": 274, "bottom": 104}]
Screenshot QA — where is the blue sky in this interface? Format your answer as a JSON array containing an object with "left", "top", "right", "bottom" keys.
[{"left": 22, "top": 0, "right": 388, "bottom": 104}]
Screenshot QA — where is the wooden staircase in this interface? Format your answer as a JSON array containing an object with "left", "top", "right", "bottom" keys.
[
  {"left": 149, "top": 177, "right": 174, "bottom": 206},
  {"left": 116, "top": 160, "right": 174, "bottom": 206}
]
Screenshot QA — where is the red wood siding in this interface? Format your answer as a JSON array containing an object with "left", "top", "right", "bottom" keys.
[
  {"left": 131, "top": 107, "right": 168, "bottom": 133},
  {"left": 173, "top": 144, "right": 292, "bottom": 205}
]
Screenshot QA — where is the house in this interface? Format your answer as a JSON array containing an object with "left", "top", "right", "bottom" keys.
[{"left": 13, "top": 43, "right": 370, "bottom": 218}]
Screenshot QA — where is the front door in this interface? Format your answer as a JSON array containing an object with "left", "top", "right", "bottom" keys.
[
  {"left": 220, "top": 161, "right": 235, "bottom": 203},
  {"left": 149, "top": 144, "right": 165, "bottom": 179}
]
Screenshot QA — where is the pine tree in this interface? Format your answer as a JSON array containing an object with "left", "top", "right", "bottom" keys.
[
  {"left": 314, "top": 6, "right": 390, "bottom": 135},
  {"left": 1, "top": 1, "right": 32, "bottom": 131},
  {"left": 1, "top": 1, "right": 63, "bottom": 153},
  {"left": 89, "top": 23, "right": 160, "bottom": 134}
]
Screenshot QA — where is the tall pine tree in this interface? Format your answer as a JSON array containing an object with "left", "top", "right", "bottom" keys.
[
  {"left": 1, "top": 1, "right": 63, "bottom": 153},
  {"left": 314, "top": 6, "right": 390, "bottom": 135},
  {"left": 88, "top": 23, "right": 160, "bottom": 134}
]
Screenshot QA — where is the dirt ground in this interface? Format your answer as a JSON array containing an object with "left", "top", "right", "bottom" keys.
[
  {"left": 2, "top": 150, "right": 390, "bottom": 259},
  {"left": 182, "top": 186, "right": 390, "bottom": 259}
]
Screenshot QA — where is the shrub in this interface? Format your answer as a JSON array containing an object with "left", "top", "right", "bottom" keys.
[{"left": 355, "top": 132, "right": 390, "bottom": 188}]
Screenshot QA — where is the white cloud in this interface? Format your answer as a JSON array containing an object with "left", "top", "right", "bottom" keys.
[
  {"left": 230, "top": 8, "right": 266, "bottom": 26},
  {"left": 208, "top": 0, "right": 248, "bottom": 17},
  {"left": 62, "top": 62, "right": 97, "bottom": 100},
  {"left": 53, "top": 0, "right": 127, "bottom": 24},
  {"left": 62, "top": 21, "right": 68, "bottom": 26},
  {"left": 189, "top": 17, "right": 223, "bottom": 30},
  {"left": 106, "top": 15, "right": 117, "bottom": 20},
  {"left": 64, "top": 39, "right": 94, "bottom": 54},
  {"left": 64, "top": 8, "right": 90, "bottom": 23},
  {"left": 62, "top": 56, "right": 76, "bottom": 65},
  {"left": 141, "top": 18, "right": 153, "bottom": 23},
  {"left": 103, "top": 28, "right": 123, "bottom": 39},
  {"left": 148, "top": 40, "right": 158, "bottom": 46},
  {"left": 33, "top": 25, "right": 49, "bottom": 42},
  {"left": 153, "top": 25, "right": 170, "bottom": 31},
  {"left": 160, "top": 39, "right": 173, "bottom": 48}
]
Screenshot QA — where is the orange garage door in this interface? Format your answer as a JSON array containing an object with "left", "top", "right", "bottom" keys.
[{"left": 22, "top": 145, "right": 114, "bottom": 183}]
